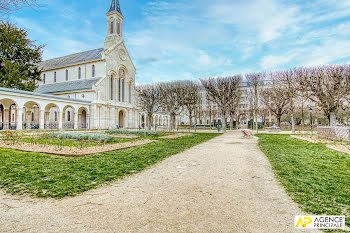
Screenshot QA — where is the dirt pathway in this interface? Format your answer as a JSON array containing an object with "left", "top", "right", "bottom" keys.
[{"left": 0, "top": 132, "right": 319, "bottom": 232}]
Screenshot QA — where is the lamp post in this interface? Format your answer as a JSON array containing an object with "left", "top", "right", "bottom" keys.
[{"left": 309, "top": 108, "right": 313, "bottom": 131}]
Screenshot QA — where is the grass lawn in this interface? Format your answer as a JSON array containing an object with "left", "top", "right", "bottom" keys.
[
  {"left": 0, "top": 133, "right": 218, "bottom": 198},
  {"left": 257, "top": 134, "right": 350, "bottom": 231}
]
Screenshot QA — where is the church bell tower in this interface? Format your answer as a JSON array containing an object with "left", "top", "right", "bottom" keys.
[{"left": 104, "top": 0, "right": 124, "bottom": 50}]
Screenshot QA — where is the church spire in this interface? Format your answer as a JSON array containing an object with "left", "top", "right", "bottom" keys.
[{"left": 107, "top": 0, "right": 123, "bottom": 16}]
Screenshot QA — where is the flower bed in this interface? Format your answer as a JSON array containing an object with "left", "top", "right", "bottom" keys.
[
  {"left": 106, "top": 129, "right": 158, "bottom": 136},
  {"left": 0, "top": 139, "right": 154, "bottom": 156},
  {"left": 45, "top": 132, "right": 115, "bottom": 142}
]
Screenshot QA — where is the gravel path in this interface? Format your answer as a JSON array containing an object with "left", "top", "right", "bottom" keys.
[{"left": 0, "top": 131, "right": 320, "bottom": 232}]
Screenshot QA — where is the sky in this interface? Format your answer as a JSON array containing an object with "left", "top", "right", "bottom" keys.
[{"left": 8, "top": 0, "right": 350, "bottom": 83}]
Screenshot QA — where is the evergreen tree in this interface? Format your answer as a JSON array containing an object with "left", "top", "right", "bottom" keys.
[{"left": 0, "top": 22, "right": 43, "bottom": 91}]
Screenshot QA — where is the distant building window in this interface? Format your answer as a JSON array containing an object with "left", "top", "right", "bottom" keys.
[
  {"left": 92, "top": 65, "right": 95, "bottom": 77},
  {"left": 43, "top": 74, "right": 46, "bottom": 84},
  {"left": 78, "top": 67, "right": 81, "bottom": 79},
  {"left": 110, "top": 18, "right": 114, "bottom": 34},
  {"left": 54, "top": 72, "right": 57, "bottom": 82},
  {"left": 117, "top": 20, "right": 121, "bottom": 36},
  {"left": 66, "top": 69, "right": 68, "bottom": 81}
]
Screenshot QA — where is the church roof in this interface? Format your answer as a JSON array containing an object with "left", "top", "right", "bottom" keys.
[
  {"left": 0, "top": 87, "right": 91, "bottom": 103},
  {"left": 35, "top": 78, "right": 101, "bottom": 94},
  {"left": 107, "top": 0, "right": 123, "bottom": 15},
  {"left": 39, "top": 48, "right": 104, "bottom": 71}
]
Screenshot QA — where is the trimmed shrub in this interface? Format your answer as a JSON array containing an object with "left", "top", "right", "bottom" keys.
[
  {"left": 106, "top": 129, "right": 158, "bottom": 136},
  {"left": 45, "top": 132, "right": 115, "bottom": 142}
]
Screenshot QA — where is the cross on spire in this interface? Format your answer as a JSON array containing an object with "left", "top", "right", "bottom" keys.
[{"left": 107, "top": 0, "right": 123, "bottom": 15}]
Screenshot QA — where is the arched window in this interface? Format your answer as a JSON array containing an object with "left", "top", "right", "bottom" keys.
[
  {"left": 92, "top": 65, "right": 95, "bottom": 77},
  {"left": 54, "top": 112, "right": 58, "bottom": 122},
  {"left": 129, "top": 82, "right": 131, "bottom": 103},
  {"left": 66, "top": 69, "right": 68, "bottom": 81},
  {"left": 43, "top": 74, "right": 46, "bottom": 84},
  {"left": 31, "top": 112, "right": 34, "bottom": 122},
  {"left": 110, "top": 77, "right": 114, "bottom": 100},
  {"left": 68, "top": 111, "right": 71, "bottom": 122},
  {"left": 110, "top": 18, "right": 114, "bottom": 34},
  {"left": 122, "top": 79, "right": 125, "bottom": 102},
  {"left": 78, "top": 67, "right": 81, "bottom": 79},
  {"left": 54, "top": 72, "right": 57, "bottom": 82},
  {"left": 117, "top": 20, "right": 121, "bottom": 36},
  {"left": 118, "top": 78, "right": 121, "bottom": 101}
]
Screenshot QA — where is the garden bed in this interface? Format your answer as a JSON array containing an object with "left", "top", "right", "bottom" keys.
[
  {"left": 291, "top": 135, "right": 350, "bottom": 154},
  {"left": 0, "top": 139, "right": 153, "bottom": 156}
]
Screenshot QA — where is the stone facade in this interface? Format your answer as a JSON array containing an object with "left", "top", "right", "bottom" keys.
[{"left": 0, "top": 0, "right": 160, "bottom": 131}]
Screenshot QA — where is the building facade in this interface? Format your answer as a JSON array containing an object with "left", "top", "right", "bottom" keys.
[{"left": 0, "top": 0, "right": 147, "bottom": 130}]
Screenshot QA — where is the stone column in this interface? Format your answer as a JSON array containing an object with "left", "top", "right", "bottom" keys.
[
  {"left": 17, "top": 108, "right": 23, "bottom": 130},
  {"left": 74, "top": 110, "right": 78, "bottom": 129},
  {"left": 58, "top": 111, "right": 63, "bottom": 130},
  {"left": 40, "top": 110, "right": 45, "bottom": 130}
]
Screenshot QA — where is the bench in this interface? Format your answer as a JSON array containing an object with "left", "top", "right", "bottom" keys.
[{"left": 241, "top": 130, "right": 253, "bottom": 137}]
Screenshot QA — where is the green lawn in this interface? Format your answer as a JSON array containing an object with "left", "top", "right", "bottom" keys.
[
  {"left": 0, "top": 133, "right": 218, "bottom": 198},
  {"left": 257, "top": 134, "right": 350, "bottom": 231}
]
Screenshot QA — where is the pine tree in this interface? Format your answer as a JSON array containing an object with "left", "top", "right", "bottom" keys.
[{"left": 0, "top": 22, "right": 43, "bottom": 91}]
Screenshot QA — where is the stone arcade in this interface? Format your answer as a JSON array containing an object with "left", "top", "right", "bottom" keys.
[{"left": 0, "top": 0, "right": 170, "bottom": 130}]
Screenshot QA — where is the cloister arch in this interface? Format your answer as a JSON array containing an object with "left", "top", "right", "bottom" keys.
[
  {"left": 23, "top": 101, "right": 41, "bottom": 130},
  {"left": 140, "top": 113, "right": 145, "bottom": 128},
  {"left": 62, "top": 105, "right": 75, "bottom": 129},
  {"left": 119, "top": 110, "right": 124, "bottom": 128},
  {"left": 44, "top": 103, "right": 60, "bottom": 129},
  {"left": 0, "top": 98, "right": 18, "bottom": 130},
  {"left": 78, "top": 107, "right": 89, "bottom": 129}
]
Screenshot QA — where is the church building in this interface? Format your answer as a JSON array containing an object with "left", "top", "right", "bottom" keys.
[{"left": 0, "top": 0, "right": 152, "bottom": 130}]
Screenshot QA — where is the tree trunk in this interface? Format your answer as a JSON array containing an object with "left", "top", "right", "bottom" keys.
[
  {"left": 230, "top": 113, "right": 234, "bottom": 130},
  {"left": 222, "top": 116, "right": 227, "bottom": 133},
  {"left": 147, "top": 112, "right": 152, "bottom": 131},
  {"left": 290, "top": 103, "right": 295, "bottom": 134},
  {"left": 170, "top": 113, "right": 176, "bottom": 131},
  {"left": 277, "top": 115, "right": 281, "bottom": 127},
  {"left": 330, "top": 111, "right": 337, "bottom": 126},
  {"left": 189, "top": 111, "right": 192, "bottom": 131}
]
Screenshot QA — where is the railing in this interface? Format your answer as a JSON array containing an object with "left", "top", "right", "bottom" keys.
[
  {"left": 79, "top": 123, "right": 88, "bottom": 129},
  {"left": 317, "top": 126, "right": 350, "bottom": 141},
  {"left": 63, "top": 122, "right": 74, "bottom": 129},
  {"left": 44, "top": 123, "right": 59, "bottom": 130},
  {"left": 22, "top": 123, "right": 40, "bottom": 130},
  {"left": 0, "top": 122, "right": 17, "bottom": 130}
]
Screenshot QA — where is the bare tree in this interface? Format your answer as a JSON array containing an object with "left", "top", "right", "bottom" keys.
[
  {"left": 246, "top": 72, "right": 266, "bottom": 133},
  {"left": 182, "top": 80, "right": 201, "bottom": 129},
  {"left": 261, "top": 73, "right": 290, "bottom": 127},
  {"left": 200, "top": 76, "right": 242, "bottom": 133},
  {"left": 276, "top": 70, "right": 298, "bottom": 133},
  {"left": 295, "top": 65, "right": 350, "bottom": 126},
  {"left": 0, "top": 0, "right": 37, "bottom": 18},
  {"left": 136, "top": 84, "right": 161, "bottom": 130},
  {"left": 228, "top": 75, "right": 243, "bottom": 130},
  {"left": 158, "top": 81, "right": 185, "bottom": 130}
]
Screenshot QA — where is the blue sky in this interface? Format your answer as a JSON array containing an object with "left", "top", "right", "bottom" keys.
[{"left": 9, "top": 0, "right": 350, "bottom": 83}]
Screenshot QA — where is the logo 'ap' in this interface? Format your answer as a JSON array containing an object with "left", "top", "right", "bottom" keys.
[{"left": 296, "top": 217, "right": 312, "bottom": 228}]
